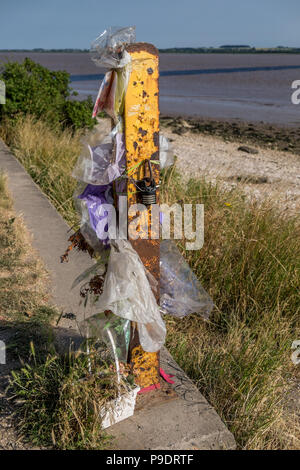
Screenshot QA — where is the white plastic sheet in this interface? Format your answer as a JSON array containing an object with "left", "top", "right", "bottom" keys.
[
  {"left": 80, "top": 312, "right": 131, "bottom": 363},
  {"left": 85, "top": 240, "right": 166, "bottom": 353},
  {"left": 160, "top": 134, "right": 174, "bottom": 169}
]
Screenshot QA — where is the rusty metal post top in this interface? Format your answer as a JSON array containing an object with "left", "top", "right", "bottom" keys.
[{"left": 126, "top": 42, "right": 159, "bottom": 56}]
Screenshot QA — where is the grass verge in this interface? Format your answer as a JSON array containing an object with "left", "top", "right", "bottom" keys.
[
  {"left": 1, "top": 116, "right": 300, "bottom": 449},
  {"left": 162, "top": 168, "right": 300, "bottom": 449},
  {"left": 0, "top": 172, "right": 117, "bottom": 449}
]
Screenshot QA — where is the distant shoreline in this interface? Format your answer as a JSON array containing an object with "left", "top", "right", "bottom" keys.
[
  {"left": 2, "top": 51, "right": 300, "bottom": 127},
  {"left": 1, "top": 47, "right": 300, "bottom": 54}
]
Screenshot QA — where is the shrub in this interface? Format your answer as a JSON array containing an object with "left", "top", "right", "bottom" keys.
[
  {"left": 63, "top": 96, "right": 95, "bottom": 130},
  {"left": 0, "top": 58, "right": 95, "bottom": 130}
]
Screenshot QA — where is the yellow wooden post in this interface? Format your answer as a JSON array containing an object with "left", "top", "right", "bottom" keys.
[{"left": 124, "top": 43, "right": 160, "bottom": 389}]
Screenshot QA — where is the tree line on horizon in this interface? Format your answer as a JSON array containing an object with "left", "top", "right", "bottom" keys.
[{"left": 1, "top": 46, "right": 300, "bottom": 54}]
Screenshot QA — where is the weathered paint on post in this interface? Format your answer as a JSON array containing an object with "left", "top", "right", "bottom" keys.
[{"left": 124, "top": 43, "right": 160, "bottom": 389}]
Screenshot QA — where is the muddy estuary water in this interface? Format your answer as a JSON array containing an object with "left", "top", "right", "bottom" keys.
[{"left": 1, "top": 52, "right": 300, "bottom": 126}]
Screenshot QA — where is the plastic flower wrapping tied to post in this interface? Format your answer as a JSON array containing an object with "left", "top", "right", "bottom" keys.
[
  {"left": 92, "top": 68, "right": 131, "bottom": 123},
  {"left": 90, "top": 26, "right": 136, "bottom": 69},
  {"left": 160, "top": 240, "right": 214, "bottom": 318},
  {"left": 72, "top": 129, "right": 171, "bottom": 248},
  {"left": 73, "top": 127, "right": 170, "bottom": 188},
  {"left": 91, "top": 27, "right": 135, "bottom": 123},
  {"left": 72, "top": 128, "right": 126, "bottom": 186},
  {"left": 79, "top": 312, "right": 131, "bottom": 364},
  {"left": 69, "top": 26, "right": 213, "bottom": 366},
  {"left": 72, "top": 27, "right": 134, "bottom": 249},
  {"left": 84, "top": 240, "right": 166, "bottom": 353}
]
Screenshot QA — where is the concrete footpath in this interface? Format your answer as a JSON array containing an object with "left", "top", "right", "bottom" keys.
[{"left": 0, "top": 138, "right": 236, "bottom": 450}]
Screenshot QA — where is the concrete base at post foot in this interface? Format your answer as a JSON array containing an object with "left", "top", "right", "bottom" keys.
[{"left": 107, "top": 347, "right": 236, "bottom": 450}]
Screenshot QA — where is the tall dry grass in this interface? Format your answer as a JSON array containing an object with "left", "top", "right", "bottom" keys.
[
  {"left": 1, "top": 116, "right": 299, "bottom": 449},
  {"left": 1, "top": 115, "right": 81, "bottom": 226},
  {"left": 162, "top": 169, "right": 300, "bottom": 449},
  {"left": 10, "top": 343, "right": 119, "bottom": 449}
]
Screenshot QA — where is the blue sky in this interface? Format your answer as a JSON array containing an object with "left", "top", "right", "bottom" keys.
[{"left": 1, "top": 0, "right": 300, "bottom": 49}]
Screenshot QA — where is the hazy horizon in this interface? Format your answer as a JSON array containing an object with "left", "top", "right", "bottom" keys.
[
  {"left": 1, "top": 1, "right": 300, "bottom": 50},
  {"left": 1, "top": 45, "right": 299, "bottom": 51}
]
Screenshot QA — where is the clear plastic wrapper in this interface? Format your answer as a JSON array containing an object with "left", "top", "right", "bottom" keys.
[
  {"left": 72, "top": 130, "right": 126, "bottom": 186},
  {"left": 160, "top": 134, "right": 174, "bottom": 169},
  {"left": 79, "top": 312, "right": 130, "bottom": 363},
  {"left": 90, "top": 26, "right": 136, "bottom": 69},
  {"left": 71, "top": 260, "right": 107, "bottom": 291},
  {"left": 79, "top": 219, "right": 109, "bottom": 253},
  {"left": 85, "top": 240, "right": 166, "bottom": 353},
  {"left": 160, "top": 240, "right": 214, "bottom": 318}
]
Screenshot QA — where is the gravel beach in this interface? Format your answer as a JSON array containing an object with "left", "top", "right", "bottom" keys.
[{"left": 161, "top": 117, "right": 300, "bottom": 214}]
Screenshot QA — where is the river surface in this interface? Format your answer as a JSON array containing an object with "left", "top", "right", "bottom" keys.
[{"left": 1, "top": 52, "right": 300, "bottom": 126}]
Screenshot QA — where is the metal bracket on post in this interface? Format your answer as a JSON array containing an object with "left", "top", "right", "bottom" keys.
[{"left": 124, "top": 43, "right": 160, "bottom": 390}]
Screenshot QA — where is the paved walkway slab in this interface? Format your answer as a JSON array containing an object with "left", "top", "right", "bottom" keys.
[
  {"left": 0, "top": 139, "right": 92, "bottom": 328},
  {"left": 0, "top": 138, "right": 236, "bottom": 450}
]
